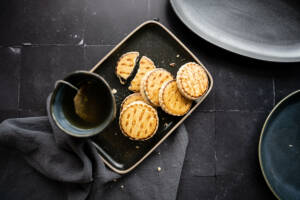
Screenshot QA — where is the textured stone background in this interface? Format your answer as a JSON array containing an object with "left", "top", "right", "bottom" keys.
[{"left": 1, "top": 0, "right": 299, "bottom": 199}]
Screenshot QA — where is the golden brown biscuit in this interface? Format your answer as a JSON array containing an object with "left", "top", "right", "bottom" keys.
[
  {"left": 140, "top": 68, "right": 174, "bottom": 107},
  {"left": 159, "top": 80, "right": 192, "bottom": 116},
  {"left": 119, "top": 101, "right": 159, "bottom": 140},
  {"left": 176, "top": 62, "right": 209, "bottom": 100},
  {"left": 129, "top": 56, "right": 156, "bottom": 92},
  {"left": 115, "top": 52, "right": 139, "bottom": 84},
  {"left": 140, "top": 72, "right": 152, "bottom": 105},
  {"left": 120, "top": 93, "right": 146, "bottom": 112}
]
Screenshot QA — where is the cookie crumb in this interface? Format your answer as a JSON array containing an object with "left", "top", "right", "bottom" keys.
[
  {"left": 176, "top": 54, "right": 180, "bottom": 58},
  {"left": 136, "top": 145, "right": 140, "bottom": 149},
  {"left": 169, "top": 63, "right": 176, "bottom": 67},
  {"left": 157, "top": 167, "right": 161, "bottom": 172},
  {"left": 112, "top": 88, "right": 117, "bottom": 94},
  {"left": 114, "top": 132, "right": 118, "bottom": 136},
  {"left": 120, "top": 185, "right": 124, "bottom": 189}
]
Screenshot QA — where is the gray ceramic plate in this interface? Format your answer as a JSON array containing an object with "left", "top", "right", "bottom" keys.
[
  {"left": 259, "top": 90, "right": 300, "bottom": 199},
  {"left": 89, "top": 21, "right": 213, "bottom": 174},
  {"left": 170, "top": 0, "right": 300, "bottom": 62}
]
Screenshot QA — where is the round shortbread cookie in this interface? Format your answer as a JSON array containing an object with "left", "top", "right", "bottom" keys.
[
  {"left": 128, "top": 56, "right": 156, "bottom": 92},
  {"left": 115, "top": 52, "right": 139, "bottom": 84},
  {"left": 176, "top": 62, "right": 209, "bottom": 100},
  {"left": 140, "top": 68, "right": 174, "bottom": 107},
  {"left": 119, "top": 101, "right": 159, "bottom": 140},
  {"left": 120, "top": 93, "right": 146, "bottom": 112},
  {"left": 159, "top": 80, "right": 192, "bottom": 116}
]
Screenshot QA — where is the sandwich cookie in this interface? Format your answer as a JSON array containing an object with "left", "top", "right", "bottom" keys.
[
  {"left": 176, "top": 62, "right": 209, "bottom": 100},
  {"left": 140, "top": 68, "right": 173, "bottom": 107},
  {"left": 159, "top": 80, "right": 192, "bottom": 116},
  {"left": 129, "top": 56, "right": 156, "bottom": 92},
  {"left": 119, "top": 101, "right": 159, "bottom": 141},
  {"left": 120, "top": 93, "right": 147, "bottom": 112},
  {"left": 115, "top": 52, "right": 139, "bottom": 84}
]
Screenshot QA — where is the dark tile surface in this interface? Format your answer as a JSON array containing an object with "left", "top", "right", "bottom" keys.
[
  {"left": 148, "top": 0, "right": 173, "bottom": 27},
  {"left": 214, "top": 57, "right": 274, "bottom": 112},
  {"left": 177, "top": 176, "right": 216, "bottom": 200},
  {"left": 18, "top": 108, "right": 47, "bottom": 118},
  {"left": 184, "top": 111, "right": 215, "bottom": 176},
  {"left": 84, "top": 45, "right": 114, "bottom": 69},
  {"left": 273, "top": 63, "right": 300, "bottom": 103},
  {"left": 0, "top": 0, "right": 24, "bottom": 45},
  {"left": 23, "top": 0, "right": 85, "bottom": 44},
  {"left": 85, "top": 0, "right": 148, "bottom": 45},
  {"left": 216, "top": 111, "right": 267, "bottom": 175},
  {"left": 216, "top": 173, "right": 276, "bottom": 200},
  {"left": 197, "top": 89, "right": 215, "bottom": 111},
  {"left": 0, "top": 0, "right": 295, "bottom": 199},
  {"left": 20, "top": 46, "right": 85, "bottom": 113},
  {"left": 148, "top": 0, "right": 195, "bottom": 46},
  {"left": 0, "top": 47, "right": 21, "bottom": 110}
]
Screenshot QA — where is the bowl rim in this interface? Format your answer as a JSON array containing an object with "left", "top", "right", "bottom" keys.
[
  {"left": 50, "top": 70, "right": 117, "bottom": 137},
  {"left": 258, "top": 89, "right": 300, "bottom": 200}
]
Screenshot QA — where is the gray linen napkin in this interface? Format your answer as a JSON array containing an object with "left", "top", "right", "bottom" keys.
[{"left": 0, "top": 97, "right": 188, "bottom": 200}]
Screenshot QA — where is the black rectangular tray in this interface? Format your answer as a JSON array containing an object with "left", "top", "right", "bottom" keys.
[{"left": 90, "top": 20, "right": 213, "bottom": 174}]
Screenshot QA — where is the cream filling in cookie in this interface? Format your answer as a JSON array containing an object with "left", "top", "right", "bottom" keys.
[{"left": 159, "top": 80, "right": 192, "bottom": 116}]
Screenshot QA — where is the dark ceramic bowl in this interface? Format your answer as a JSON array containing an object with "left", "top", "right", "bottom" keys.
[
  {"left": 50, "top": 71, "right": 116, "bottom": 137},
  {"left": 259, "top": 90, "right": 300, "bottom": 199}
]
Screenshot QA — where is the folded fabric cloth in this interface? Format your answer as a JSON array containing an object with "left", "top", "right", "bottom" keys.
[{"left": 0, "top": 97, "right": 188, "bottom": 200}]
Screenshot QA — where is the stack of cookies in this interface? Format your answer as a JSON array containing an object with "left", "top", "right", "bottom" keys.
[{"left": 116, "top": 52, "right": 209, "bottom": 141}]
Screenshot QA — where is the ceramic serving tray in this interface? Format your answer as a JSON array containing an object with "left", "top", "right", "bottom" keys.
[
  {"left": 259, "top": 90, "right": 300, "bottom": 199},
  {"left": 89, "top": 20, "right": 213, "bottom": 174}
]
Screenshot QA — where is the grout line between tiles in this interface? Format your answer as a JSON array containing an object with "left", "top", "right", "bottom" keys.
[
  {"left": 199, "top": 110, "right": 266, "bottom": 113},
  {"left": 195, "top": 110, "right": 215, "bottom": 113},
  {"left": 21, "top": 44, "right": 86, "bottom": 47},
  {"left": 216, "top": 109, "right": 266, "bottom": 113},
  {"left": 0, "top": 44, "right": 116, "bottom": 47},
  {"left": 82, "top": 0, "right": 87, "bottom": 66},
  {"left": 214, "top": 77, "right": 217, "bottom": 178},
  {"left": 214, "top": 109, "right": 217, "bottom": 177},
  {"left": 84, "top": 44, "right": 115, "bottom": 47},
  {"left": 81, "top": 0, "right": 87, "bottom": 48},
  {"left": 214, "top": 175, "right": 217, "bottom": 200},
  {"left": 272, "top": 77, "right": 276, "bottom": 106},
  {"left": 0, "top": 44, "right": 118, "bottom": 48},
  {"left": 17, "top": 69, "right": 21, "bottom": 112},
  {"left": 191, "top": 175, "right": 216, "bottom": 178},
  {"left": 17, "top": 46, "right": 22, "bottom": 113},
  {"left": 83, "top": 44, "right": 87, "bottom": 67},
  {"left": 0, "top": 45, "right": 23, "bottom": 48}
]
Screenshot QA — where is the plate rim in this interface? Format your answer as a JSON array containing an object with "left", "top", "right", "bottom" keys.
[
  {"left": 89, "top": 20, "right": 214, "bottom": 174},
  {"left": 170, "top": 0, "right": 300, "bottom": 63},
  {"left": 258, "top": 89, "right": 300, "bottom": 200}
]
